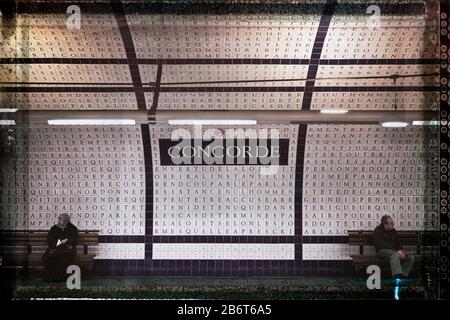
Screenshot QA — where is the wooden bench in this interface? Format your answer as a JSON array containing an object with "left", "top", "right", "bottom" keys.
[
  {"left": 348, "top": 230, "right": 439, "bottom": 274},
  {"left": 0, "top": 229, "right": 99, "bottom": 273}
]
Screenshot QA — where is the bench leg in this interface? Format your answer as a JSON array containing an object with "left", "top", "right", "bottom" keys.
[{"left": 401, "top": 254, "right": 415, "bottom": 277}]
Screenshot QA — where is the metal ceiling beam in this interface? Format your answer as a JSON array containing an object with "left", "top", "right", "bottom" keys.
[
  {"left": 155, "top": 110, "right": 436, "bottom": 124},
  {"left": 9, "top": 110, "right": 437, "bottom": 125}
]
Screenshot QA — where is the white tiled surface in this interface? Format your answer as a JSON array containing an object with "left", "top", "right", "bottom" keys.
[
  {"left": 0, "top": 14, "right": 125, "bottom": 58},
  {"left": 153, "top": 243, "right": 295, "bottom": 260},
  {"left": 303, "top": 125, "right": 439, "bottom": 236},
  {"left": 315, "top": 65, "right": 439, "bottom": 87},
  {"left": 303, "top": 244, "right": 360, "bottom": 260},
  {"left": 95, "top": 243, "right": 145, "bottom": 260},
  {"left": 0, "top": 125, "right": 146, "bottom": 235},
  {"left": 310, "top": 91, "right": 438, "bottom": 111},
  {"left": 151, "top": 124, "right": 298, "bottom": 236},
  {"left": 154, "top": 92, "right": 304, "bottom": 110},
  {"left": 127, "top": 14, "right": 320, "bottom": 59},
  {"left": 1, "top": 64, "right": 132, "bottom": 85},
  {"left": 322, "top": 15, "right": 438, "bottom": 59},
  {"left": 1, "top": 92, "right": 144, "bottom": 110},
  {"left": 155, "top": 64, "right": 309, "bottom": 87}
]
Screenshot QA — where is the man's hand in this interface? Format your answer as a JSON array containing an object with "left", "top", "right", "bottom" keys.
[
  {"left": 397, "top": 250, "right": 406, "bottom": 259},
  {"left": 61, "top": 239, "right": 68, "bottom": 244}
]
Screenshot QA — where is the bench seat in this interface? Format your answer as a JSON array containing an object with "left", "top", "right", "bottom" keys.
[
  {"left": 0, "top": 230, "right": 99, "bottom": 272},
  {"left": 348, "top": 230, "right": 438, "bottom": 274}
]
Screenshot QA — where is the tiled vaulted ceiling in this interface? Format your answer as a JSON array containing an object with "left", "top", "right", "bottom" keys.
[{"left": 0, "top": 0, "right": 440, "bottom": 111}]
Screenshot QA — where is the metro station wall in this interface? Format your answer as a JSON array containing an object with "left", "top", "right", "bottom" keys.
[{"left": 0, "top": 123, "right": 438, "bottom": 275}]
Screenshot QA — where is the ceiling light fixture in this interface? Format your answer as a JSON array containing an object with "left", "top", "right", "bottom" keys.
[
  {"left": 48, "top": 119, "right": 136, "bottom": 125},
  {"left": 320, "top": 109, "right": 348, "bottom": 114},
  {"left": 381, "top": 121, "right": 408, "bottom": 128},
  {"left": 379, "top": 76, "right": 408, "bottom": 128},
  {"left": 0, "top": 120, "right": 15, "bottom": 125},
  {"left": 412, "top": 120, "right": 438, "bottom": 126},
  {"left": 168, "top": 119, "right": 257, "bottom": 125}
]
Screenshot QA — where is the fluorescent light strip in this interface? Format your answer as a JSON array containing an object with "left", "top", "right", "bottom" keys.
[
  {"left": 48, "top": 119, "right": 136, "bottom": 125},
  {"left": 0, "top": 120, "right": 16, "bottom": 125},
  {"left": 168, "top": 119, "right": 257, "bottom": 125},
  {"left": 381, "top": 121, "right": 408, "bottom": 128},
  {"left": 412, "top": 120, "right": 438, "bottom": 126},
  {"left": 320, "top": 109, "right": 348, "bottom": 114},
  {"left": 0, "top": 108, "right": 18, "bottom": 113}
]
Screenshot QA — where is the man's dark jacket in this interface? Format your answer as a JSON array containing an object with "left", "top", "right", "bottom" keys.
[{"left": 372, "top": 224, "right": 403, "bottom": 252}]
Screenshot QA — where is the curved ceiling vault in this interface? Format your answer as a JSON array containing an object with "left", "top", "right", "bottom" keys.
[{"left": 0, "top": 0, "right": 440, "bottom": 119}]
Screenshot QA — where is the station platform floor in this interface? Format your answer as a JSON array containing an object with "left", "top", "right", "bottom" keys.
[{"left": 10, "top": 276, "right": 435, "bottom": 300}]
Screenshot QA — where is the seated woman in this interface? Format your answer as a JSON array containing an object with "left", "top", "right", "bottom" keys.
[{"left": 42, "top": 213, "right": 79, "bottom": 279}]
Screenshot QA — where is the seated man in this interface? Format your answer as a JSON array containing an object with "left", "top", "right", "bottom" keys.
[{"left": 372, "top": 215, "right": 414, "bottom": 278}]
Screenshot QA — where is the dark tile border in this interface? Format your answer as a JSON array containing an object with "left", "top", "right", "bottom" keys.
[
  {"left": 112, "top": 0, "right": 147, "bottom": 111},
  {"left": 295, "top": 125, "right": 308, "bottom": 273},
  {"left": 141, "top": 124, "right": 153, "bottom": 259},
  {"left": 92, "top": 259, "right": 354, "bottom": 276},
  {"left": 301, "top": 0, "right": 337, "bottom": 111},
  {"left": 0, "top": 58, "right": 440, "bottom": 65}
]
